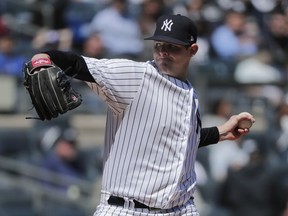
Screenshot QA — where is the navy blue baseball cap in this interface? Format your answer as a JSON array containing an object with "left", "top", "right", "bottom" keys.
[{"left": 145, "top": 14, "right": 197, "bottom": 46}]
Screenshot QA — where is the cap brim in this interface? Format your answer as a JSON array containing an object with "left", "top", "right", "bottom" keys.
[{"left": 144, "top": 35, "right": 190, "bottom": 46}]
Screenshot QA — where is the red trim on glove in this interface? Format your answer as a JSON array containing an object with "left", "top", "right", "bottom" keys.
[{"left": 32, "top": 58, "right": 52, "bottom": 68}]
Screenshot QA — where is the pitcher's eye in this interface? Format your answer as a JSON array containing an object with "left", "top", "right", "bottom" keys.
[
  {"left": 153, "top": 43, "right": 183, "bottom": 53},
  {"left": 167, "top": 44, "right": 181, "bottom": 52}
]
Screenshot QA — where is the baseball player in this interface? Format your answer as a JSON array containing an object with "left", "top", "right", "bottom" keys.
[{"left": 28, "top": 14, "right": 255, "bottom": 216}]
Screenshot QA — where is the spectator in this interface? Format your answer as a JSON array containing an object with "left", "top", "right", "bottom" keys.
[
  {"left": 202, "top": 98, "right": 250, "bottom": 183},
  {"left": 198, "top": 98, "right": 251, "bottom": 214},
  {"left": 202, "top": 98, "right": 234, "bottom": 125},
  {"left": 82, "top": 32, "right": 104, "bottom": 58},
  {"left": 210, "top": 10, "right": 259, "bottom": 63},
  {"left": 31, "top": 0, "right": 70, "bottom": 30},
  {"left": 0, "top": 34, "right": 27, "bottom": 80},
  {"left": 264, "top": 10, "right": 288, "bottom": 69},
  {"left": 219, "top": 138, "right": 276, "bottom": 216},
  {"left": 88, "top": 0, "right": 144, "bottom": 60},
  {"left": 38, "top": 125, "right": 92, "bottom": 216},
  {"left": 39, "top": 126, "right": 88, "bottom": 190},
  {"left": 31, "top": 0, "right": 73, "bottom": 51}
]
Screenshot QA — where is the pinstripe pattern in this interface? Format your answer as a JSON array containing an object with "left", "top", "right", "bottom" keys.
[{"left": 83, "top": 57, "right": 201, "bottom": 214}]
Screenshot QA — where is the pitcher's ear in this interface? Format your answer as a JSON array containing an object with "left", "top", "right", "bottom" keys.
[{"left": 190, "top": 43, "right": 198, "bottom": 56}]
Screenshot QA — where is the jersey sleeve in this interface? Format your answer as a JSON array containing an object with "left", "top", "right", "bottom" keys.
[{"left": 83, "top": 57, "right": 147, "bottom": 114}]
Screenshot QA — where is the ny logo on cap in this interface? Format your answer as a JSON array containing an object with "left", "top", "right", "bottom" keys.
[{"left": 161, "top": 19, "right": 173, "bottom": 31}]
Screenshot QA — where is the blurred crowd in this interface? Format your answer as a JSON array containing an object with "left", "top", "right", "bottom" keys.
[
  {"left": 0, "top": 0, "right": 288, "bottom": 215},
  {"left": 1, "top": 0, "right": 288, "bottom": 81}
]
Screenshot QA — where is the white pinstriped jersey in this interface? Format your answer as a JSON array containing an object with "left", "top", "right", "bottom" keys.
[{"left": 83, "top": 57, "right": 201, "bottom": 209}]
